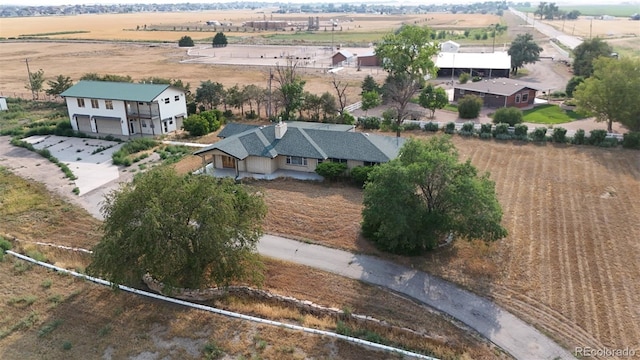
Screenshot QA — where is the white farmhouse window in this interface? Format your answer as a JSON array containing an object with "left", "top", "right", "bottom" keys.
[
  {"left": 521, "top": 93, "right": 529, "bottom": 102},
  {"left": 77, "top": 98, "right": 85, "bottom": 107},
  {"left": 164, "top": 98, "right": 170, "bottom": 104},
  {"left": 174, "top": 95, "right": 180, "bottom": 101},
  {"left": 286, "top": 156, "right": 307, "bottom": 166},
  {"left": 91, "top": 99, "right": 99, "bottom": 108},
  {"left": 105, "top": 100, "right": 114, "bottom": 110}
]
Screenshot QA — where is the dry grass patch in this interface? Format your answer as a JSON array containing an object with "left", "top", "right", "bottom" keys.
[{"left": 249, "top": 132, "right": 640, "bottom": 354}]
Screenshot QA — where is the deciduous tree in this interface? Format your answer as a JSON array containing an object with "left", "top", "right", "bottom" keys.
[
  {"left": 418, "top": 84, "right": 449, "bottom": 118},
  {"left": 574, "top": 57, "right": 640, "bottom": 132},
  {"left": 362, "top": 137, "right": 507, "bottom": 254},
  {"left": 273, "top": 60, "right": 306, "bottom": 121},
  {"left": 25, "top": 69, "right": 45, "bottom": 100},
  {"left": 196, "top": 80, "right": 225, "bottom": 110},
  {"left": 572, "top": 38, "right": 613, "bottom": 77},
  {"left": 87, "top": 167, "right": 267, "bottom": 289},
  {"left": 375, "top": 25, "right": 439, "bottom": 136},
  {"left": 361, "top": 90, "right": 381, "bottom": 116},
  {"left": 508, "top": 33, "right": 542, "bottom": 75}
]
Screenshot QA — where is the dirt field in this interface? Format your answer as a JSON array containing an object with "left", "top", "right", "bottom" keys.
[
  {"left": 0, "top": 168, "right": 501, "bottom": 359},
  {"left": 254, "top": 133, "right": 640, "bottom": 355},
  {"left": 0, "top": 11, "right": 497, "bottom": 41},
  {"left": 542, "top": 17, "right": 640, "bottom": 39}
]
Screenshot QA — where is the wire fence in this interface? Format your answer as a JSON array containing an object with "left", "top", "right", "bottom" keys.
[{"left": 0, "top": 91, "right": 63, "bottom": 102}]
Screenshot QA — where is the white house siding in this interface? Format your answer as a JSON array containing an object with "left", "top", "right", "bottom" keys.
[
  {"left": 246, "top": 156, "right": 276, "bottom": 174},
  {"left": 347, "top": 160, "right": 364, "bottom": 169},
  {"left": 156, "top": 88, "right": 187, "bottom": 134},
  {"left": 65, "top": 97, "right": 128, "bottom": 135},
  {"left": 278, "top": 156, "right": 315, "bottom": 173}
]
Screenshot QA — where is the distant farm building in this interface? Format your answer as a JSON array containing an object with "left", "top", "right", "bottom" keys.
[
  {"left": 440, "top": 40, "right": 460, "bottom": 53},
  {"left": 0, "top": 97, "right": 7, "bottom": 111},
  {"left": 453, "top": 78, "right": 539, "bottom": 108},
  {"left": 436, "top": 52, "right": 511, "bottom": 79},
  {"left": 242, "top": 20, "right": 289, "bottom": 30},
  {"left": 357, "top": 51, "right": 380, "bottom": 67},
  {"left": 332, "top": 50, "right": 354, "bottom": 66}
]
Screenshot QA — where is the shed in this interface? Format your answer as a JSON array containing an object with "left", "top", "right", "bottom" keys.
[
  {"left": 357, "top": 51, "right": 380, "bottom": 67},
  {"left": 0, "top": 97, "right": 7, "bottom": 111},
  {"left": 332, "top": 50, "right": 354, "bottom": 66}
]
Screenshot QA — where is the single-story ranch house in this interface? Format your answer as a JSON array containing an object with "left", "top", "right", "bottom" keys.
[
  {"left": 453, "top": 78, "right": 540, "bottom": 108},
  {"left": 194, "top": 121, "right": 406, "bottom": 180},
  {"left": 60, "top": 81, "right": 187, "bottom": 136}
]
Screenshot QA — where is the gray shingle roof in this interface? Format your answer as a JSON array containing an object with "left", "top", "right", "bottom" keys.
[
  {"left": 60, "top": 80, "right": 173, "bottom": 102},
  {"left": 194, "top": 122, "right": 405, "bottom": 163},
  {"left": 455, "top": 78, "right": 540, "bottom": 96}
]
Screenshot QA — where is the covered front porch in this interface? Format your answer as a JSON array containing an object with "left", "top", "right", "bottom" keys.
[{"left": 196, "top": 163, "right": 323, "bottom": 181}]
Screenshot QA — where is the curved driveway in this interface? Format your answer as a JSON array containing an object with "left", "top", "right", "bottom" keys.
[
  {"left": 259, "top": 235, "right": 574, "bottom": 360},
  {"left": 0, "top": 137, "right": 574, "bottom": 359}
]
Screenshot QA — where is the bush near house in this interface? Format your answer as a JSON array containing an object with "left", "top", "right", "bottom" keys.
[
  {"left": 315, "top": 162, "right": 347, "bottom": 181},
  {"left": 423, "top": 122, "right": 439, "bottom": 132},
  {"left": 492, "top": 107, "right": 523, "bottom": 126},
  {"left": 350, "top": 166, "right": 375, "bottom": 186},
  {"left": 457, "top": 95, "right": 483, "bottom": 119},
  {"left": 492, "top": 123, "right": 511, "bottom": 140},
  {"left": 357, "top": 117, "right": 381, "bottom": 130},
  {"left": 572, "top": 129, "right": 586, "bottom": 145}
]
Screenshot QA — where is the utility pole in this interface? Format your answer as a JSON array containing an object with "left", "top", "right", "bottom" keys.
[
  {"left": 25, "top": 58, "right": 35, "bottom": 100},
  {"left": 267, "top": 67, "right": 273, "bottom": 119},
  {"left": 589, "top": 18, "right": 593, "bottom": 39}
]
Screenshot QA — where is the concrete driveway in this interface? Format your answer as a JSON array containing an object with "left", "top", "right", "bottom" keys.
[{"left": 21, "top": 135, "right": 123, "bottom": 195}]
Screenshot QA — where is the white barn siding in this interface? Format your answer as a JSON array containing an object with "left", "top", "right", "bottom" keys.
[
  {"left": 65, "top": 97, "right": 128, "bottom": 135},
  {"left": 156, "top": 88, "right": 187, "bottom": 134}
]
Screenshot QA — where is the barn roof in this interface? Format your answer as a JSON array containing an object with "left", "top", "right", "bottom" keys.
[{"left": 435, "top": 51, "right": 511, "bottom": 70}]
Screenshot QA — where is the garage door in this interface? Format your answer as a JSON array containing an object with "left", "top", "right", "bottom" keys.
[
  {"left": 94, "top": 117, "right": 123, "bottom": 135},
  {"left": 76, "top": 115, "right": 92, "bottom": 133}
]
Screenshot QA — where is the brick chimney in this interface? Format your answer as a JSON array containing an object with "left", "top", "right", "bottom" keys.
[{"left": 275, "top": 121, "right": 287, "bottom": 140}]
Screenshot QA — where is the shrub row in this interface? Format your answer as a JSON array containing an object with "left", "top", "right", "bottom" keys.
[
  {"left": 355, "top": 117, "right": 638, "bottom": 150},
  {"left": 10, "top": 138, "right": 77, "bottom": 180}
]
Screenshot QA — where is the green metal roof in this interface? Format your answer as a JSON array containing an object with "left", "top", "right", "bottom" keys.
[{"left": 60, "top": 80, "right": 172, "bottom": 102}]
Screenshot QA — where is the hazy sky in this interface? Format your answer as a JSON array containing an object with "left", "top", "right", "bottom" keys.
[{"left": 3, "top": 0, "right": 623, "bottom": 6}]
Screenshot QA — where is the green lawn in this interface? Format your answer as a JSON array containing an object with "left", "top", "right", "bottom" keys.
[{"left": 522, "top": 104, "right": 585, "bottom": 124}]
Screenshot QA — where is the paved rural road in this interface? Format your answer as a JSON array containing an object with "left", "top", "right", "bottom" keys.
[
  {"left": 0, "top": 136, "right": 574, "bottom": 359},
  {"left": 259, "top": 235, "right": 574, "bottom": 360},
  {"left": 509, "top": 8, "right": 583, "bottom": 49}
]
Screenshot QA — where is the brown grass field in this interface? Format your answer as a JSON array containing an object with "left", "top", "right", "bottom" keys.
[
  {"left": 542, "top": 17, "right": 640, "bottom": 38},
  {"left": 242, "top": 132, "right": 640, "bottom": 356},
  {"left": 0, "top": 11, "right": 497, "bottom": 41},
  {"left": 2, "top": 10, "right": 640, "bottom": 359},
  {"left": 0, "top": 169, "right": 502, "bottom": 359}
]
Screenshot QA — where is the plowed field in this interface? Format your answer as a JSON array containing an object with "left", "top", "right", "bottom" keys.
[{"left": 259, "top": 134, "right": 640, "bottom": 355}]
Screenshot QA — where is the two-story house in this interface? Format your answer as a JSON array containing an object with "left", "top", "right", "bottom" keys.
[{"left": 60, "top": 81, "right": 187, "bottom": 136}]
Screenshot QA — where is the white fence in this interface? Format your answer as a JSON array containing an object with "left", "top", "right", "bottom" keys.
[
  {"left": 344, "top": 101, "right": 362, "bottom": 113},
  {"left": 5, "top": 250, "right": 438, "bottom": 360}
]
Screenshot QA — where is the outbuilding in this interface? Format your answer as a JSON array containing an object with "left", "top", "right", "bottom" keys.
[
  {"left": 0, "top": 97, "right": 7, "bottom": 111},
  {"left": 60, "top": 81, "right": 187, "bottom": 136},
  {"left": 440, "top": 40, "right": 460, "bottom": 53},
  {"left": 436, "top": 52, "right": 511, "bottom": 79},
  {"left": 357, "top": 51, "right": 380, "bottom": 67},
  {"left": 453, "top": 78, "right": 539, "bottom": 108},
  {"left": 332, "top": 50, "right": 354, "bottom": 66}
]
